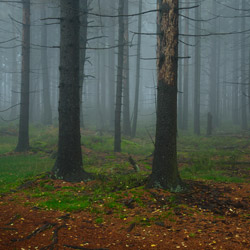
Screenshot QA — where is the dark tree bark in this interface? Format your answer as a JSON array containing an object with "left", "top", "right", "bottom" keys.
[
  {"left": 123, "top": 0, "right": 131, "bottom": 137},
  {"left": 131, "top": 0, "right": 142, "bottom": 138},
  {"left": 41, "top": 4, "right": 52, "bottom": 125},
  {"left": 15, "top": 0, "right": 31, "bottom": 152},
  {"left": 52, "top": 0, "right": 91, "bottom": 182},
  {"left": 114, "top": 0, "right": 125, "bottom": 152},
  {"left": 148, "top": 0, "right": 183, "bottom": 191},
  {"left": 194, "top": 5, "right": 201, "bottom": 135},
  {"left": 79, "top": 0, "right": 88, "bottom": 128}
]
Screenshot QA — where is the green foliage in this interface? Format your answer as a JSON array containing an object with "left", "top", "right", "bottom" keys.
[{"left": 0, "top": 155, "right": 53, "bottom": 193}]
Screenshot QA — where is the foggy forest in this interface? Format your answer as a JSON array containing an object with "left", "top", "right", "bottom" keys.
[{"left": 0, "top": 0, "right": 250, "bottom": 249}]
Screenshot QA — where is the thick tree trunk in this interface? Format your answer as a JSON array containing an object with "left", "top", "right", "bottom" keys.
[
  {"left": 131, "top": 0, "right": 142, "bottom": 138},
  {"left": 15, "top": 0, "right": 30, "bottom": 152},
  {"left": 114, "top": 0, "right": 125, "bottom": 152},
  {"left": 194, "top": 5, "right": 201, "bottom": 135},
  {"left": 52, "top": 0, "right": 91, "bottom": 182},
  {"left": 148, "top": 0, "right": 183, "bottom": 191},
  {"left": 79, "top": 0, "right": 88, "bottom": 128},
  {"left": 123, "top": 0, "right": 131, "bottom": 136},
  {"left": 41, "top": 4, "right": 52, "bottom": 125}
]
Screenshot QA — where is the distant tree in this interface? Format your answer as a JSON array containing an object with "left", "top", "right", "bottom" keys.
[
  {"left": 148, "top": 0, "right": 183, "bottom": 191},
  {"left": 41, "top": 4, "right": 52, "bottom": 125},
  {"left": 240, "top": 0, "right": 248, "bottom": 130},
  {"left": 123, "top": 0, "right": 131, "bottom": 137},
  {"left": 194, "top": 5, "right": 201, "bottom": 135},
  {"left": 114, "top": 0, "right": 125, "bottom": 152},
  {"left": 52, "top": 0, "right": 91, "bottom": 181},
  {"left": 182, "top": 6, "right": 189, "bottom": 131},
  {"left": 79, "top": 0, "right": 88, "bottom": 128},
  {"left": 131, "top": 0, "right": 142, "bottom": 138},
  {"left": 15, "top": 0, "right": 31, "bottom": 152}
]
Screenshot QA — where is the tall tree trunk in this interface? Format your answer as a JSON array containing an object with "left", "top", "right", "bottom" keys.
[
  {"left": 41, "top": 4, "right": 52, "bottom": 125},
  {"left": 123, "top": 0, "right": 131, "bottom": 136},
  {"left": 9, "top": 18, "right": 19, "bottom": 120},
  {"left": 177, "top": 9, "right": 183, "bottom": 130},
  {"left": 232, "top": 12, "right": 239, "bottom": 124},
  {"left": 108, "top": 9, "right": 115, "bottom": 130},
  {"left": 182, "top": 6, "right": 189, "bottom": 131},
  {"left": 148, "top": 0, "right": 183, "bottom": 191},
  {"left": 52, "top": 0, "right": 91, "bottom": 182},
  {"left": 79, "top": 0, "right": 88, "bottom": 128},
  {"left": 131, "top": 0, "right": 142, "bottom": 138},
  {"left": 209, "top": 1, "right": 218, "bottom": 128},
  {"left": 15, "top": 0, "right": 31, "bottom": 152},
  {"left": 216, "top": 19, "right": 221, "bottom": 127},
  {"left": 114, "top": 0, "right": 125, "bottom": 152},
  {"left": 240, "top": 0, "right": 248, "bottom": 130},
  {"left": 194, "top": 6, "right": 201, "bottom": 135}
]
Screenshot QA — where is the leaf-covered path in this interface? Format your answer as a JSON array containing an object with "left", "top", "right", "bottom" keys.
[{"left": 1, "top": 180, "right": 250, "bottom": 250}]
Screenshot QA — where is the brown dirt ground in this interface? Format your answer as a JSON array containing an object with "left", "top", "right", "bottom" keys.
[{"left": 0, "top": 179, "right": 250, "bottom": 250}]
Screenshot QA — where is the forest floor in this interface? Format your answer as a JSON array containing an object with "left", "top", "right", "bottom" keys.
[{"left": 0, "top": 126, "right": 250, "bottom": 250}]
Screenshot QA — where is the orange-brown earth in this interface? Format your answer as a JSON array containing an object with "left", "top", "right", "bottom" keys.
[{"left": 1, "top": 179, "right": 250, "bottom": 250}]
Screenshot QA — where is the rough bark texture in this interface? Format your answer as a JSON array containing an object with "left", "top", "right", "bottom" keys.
[
  {"left": 114, "top": 0, "right": 125, "bottom": 152},
  {"left": 52, "top": 0, "right": 91, "bottom": 182},
  {"left": 132, "top": 0, "right": 142, "bottom": 138},
  {"left": 148, "top": 0, "right": 183, "bottom": 191},
  {"left": 41, "top": 4, "right": 52, "bottom": 125},
  {"left": 15, "top": 0, "right": 30, "bottom": 152}
]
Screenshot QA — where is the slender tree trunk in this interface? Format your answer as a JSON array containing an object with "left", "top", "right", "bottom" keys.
[
  {"left": 177, "top": 9, "right": 183, "bottom": 130},
  {"left": 9, "top": 19, "right": 19, "bottom": 120},
  {"left": 15, "top": 0, "right": 30, "bottom": 152},
  {"left": 114, "top": 0, "right": 125, "bottom": 152},
  {"left": 209, "top": 1, "right": 218, "bottom": 128},
  {"left": 232, "top": 13, "right": 239, "bottom": 124},
  {"left": 79, "top": 0, "right": 88, "bottom": 128},
  {"left": 52, "top": 0, "right": 91, "bottom": 182},
  {"left": 131, "top": 0, "right": 142, "bottom": 138},
  {"left": 148, "top": 0, "right": 183, "bottom": 191},
  {"left": 123, "top": 0, "right": 131, "bottom": 136},
  {"left": 216, "top": 19, "right": 221, "bottom": 127},
  {"left": 108, "top": 13, "right": 115, "bottom": 130},
  {"left": 194, "top": 5, "right": 201, "bottom": 135},
  {"left": 240, "top": 0, "right": 248, "bottom": 130},
  {"left": 182, "top": 6, "right": 189, "bottom": 131},
  {"left": 41, "top": 4, "right": 52, "bottom": 125}
]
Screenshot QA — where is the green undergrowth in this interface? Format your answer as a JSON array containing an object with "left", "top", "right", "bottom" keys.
[
  {"left": 0, "top": 154, "right": 53, "bottom": 193},
  {"left": 0, "top": 124, "right": 249, "bottom": 214}
]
